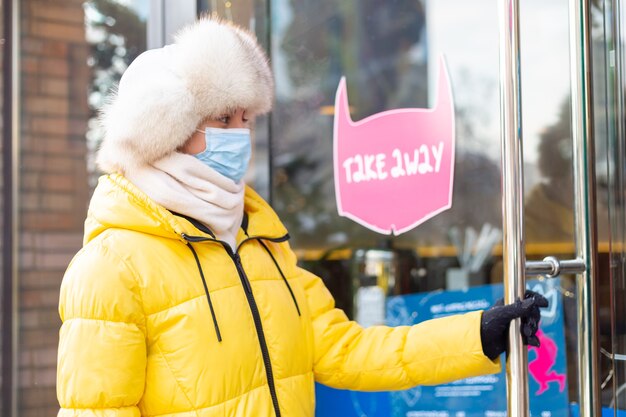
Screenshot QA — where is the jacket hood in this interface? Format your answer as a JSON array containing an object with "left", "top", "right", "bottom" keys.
[
  {"left": 84, "top": 174, "right": 287, "bottom": 246},
  {"left": 96, "top": 17, "right": 274, "bottom": 174}
]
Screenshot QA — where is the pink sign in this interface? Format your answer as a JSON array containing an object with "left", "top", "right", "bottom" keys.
[
  {"left": 528, "top": 329, "right": 567, "bottom": 395},
  {"left": 333, "top": 56, "right": 456, "bottom": 235}
]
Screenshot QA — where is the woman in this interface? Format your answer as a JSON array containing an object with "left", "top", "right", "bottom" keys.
[{"left": 57, "top": 17, "right": 546, "bottom": 417}]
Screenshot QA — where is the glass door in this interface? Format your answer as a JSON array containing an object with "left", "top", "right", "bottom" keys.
[
  {"left": 266, "top": 1, "right": 586, "bottom": 416},
  {"left": 200, "top": 1, "right": 620, "bottom": 416}
]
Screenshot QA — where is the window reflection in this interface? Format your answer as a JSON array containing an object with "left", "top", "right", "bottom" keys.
[
  {"left": 85, "top": 0, "right": 147, "bottom": 187},
  {"left": 525, "top": 100, "right": 575, "bottom": 243},
  {"left": 271, "top": 0, "right": 586, "bottom": 413}
]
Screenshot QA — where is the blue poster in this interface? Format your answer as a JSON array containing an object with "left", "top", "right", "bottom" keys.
[{"left": 315, "top": 279, "right": 569, "bottom": 417}]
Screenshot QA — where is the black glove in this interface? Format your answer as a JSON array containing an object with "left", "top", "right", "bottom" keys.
[{"left": 480, "top": 290, "right": 549, "bottom": 360}]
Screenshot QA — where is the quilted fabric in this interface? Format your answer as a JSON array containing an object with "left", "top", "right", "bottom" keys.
[{"left": 57, "top": 174, "right": 500, "bottom": 417}]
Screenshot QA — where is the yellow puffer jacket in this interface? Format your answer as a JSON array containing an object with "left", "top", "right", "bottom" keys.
[{"left": 57, "top": 174, "right": 500, "bottom": 417}]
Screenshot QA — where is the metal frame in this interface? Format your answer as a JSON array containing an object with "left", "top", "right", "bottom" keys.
[
  {"left": 497, "top": 1, "right": 529, "bottom": 416},
  {"left": 147, "top": 0, "right": 165, "bottom": 50},
  {"left": 610, "top": 0, "right": 626, "bottom": 410},
  {"left": 2, "top": 0, "right": 19, "bottom": 415},
  {"left": 148, "top": 0, "right": 197, "bottom": 49},
  {"left": 526, "top": 257, "right": 585, "bottom": 277},
  {"left": 499, "top": 0, "right": 601, "bottom": 416},
  {"left": 1, "top": 0, "right": 12, "bottom": 412},
  {"left": 569, "top": 0, "right": 601, "bottom": 415}
]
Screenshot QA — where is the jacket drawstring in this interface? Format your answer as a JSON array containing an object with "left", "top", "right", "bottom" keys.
[
  {"left": 186, "top": 242, "right": 223, "bottom": 342},
  {"left": 258, "top": 240, "right": 301, "bottom": 317}
]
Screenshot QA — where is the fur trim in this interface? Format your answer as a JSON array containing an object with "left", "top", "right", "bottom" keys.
[{"left": 97, "top": 17, "right": 274, "bottom": 174}]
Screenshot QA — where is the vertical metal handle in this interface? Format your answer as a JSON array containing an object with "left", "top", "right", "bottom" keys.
[
  {"left": 568, "top": 0, "right": 601, "bottom": 416},
  {"left": 498, "top": 1, "right": 529, "bottom": 417},
  {"left": 498, "top": 1, "right": 600, "bottom": 415}
]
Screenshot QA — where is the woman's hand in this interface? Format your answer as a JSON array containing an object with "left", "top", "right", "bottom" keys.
[{"left": 480, "top": 290, "right": 549, "bottom": 360}]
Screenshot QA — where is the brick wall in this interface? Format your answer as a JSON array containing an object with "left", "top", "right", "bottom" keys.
[{"left": 19, "top": 0, "right": 90, "bottom": 415}]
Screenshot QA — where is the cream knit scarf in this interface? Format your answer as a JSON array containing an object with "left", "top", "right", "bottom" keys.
[{"left": 125, "top": 152, "right": 244, "bottom": 249}]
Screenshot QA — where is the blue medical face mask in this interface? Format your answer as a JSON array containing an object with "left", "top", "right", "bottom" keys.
[{"left": 194, "top": 127, "right": 251, "bottom": 183}]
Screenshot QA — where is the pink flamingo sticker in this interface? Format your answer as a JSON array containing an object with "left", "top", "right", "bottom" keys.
[
  {"left": 528, "top": 328, "right": 567, "bottom": 395},
  {"left": 333, "top": 56, "right": 456, "bottom": 235}
]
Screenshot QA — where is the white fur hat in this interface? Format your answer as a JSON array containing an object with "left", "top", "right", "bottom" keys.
[{"left": 96, "top": 17, "right": 274, "bottom": 173}]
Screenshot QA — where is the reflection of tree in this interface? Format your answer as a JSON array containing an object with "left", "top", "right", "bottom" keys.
[
  {"left": 281, "top": 0, "right": 426, "bottom": 117},
  {"left": 524, "top": 87, "right": 611, "bottom": 243},
  {"left": 84, "top": 0, "right": 146, "bottom": 185},
  {"left": 357, "top": 0, "right": 426, "bottom": 114},
  {"left": 524, "top": 100, "right": 574, "bottom": 243},
  {"left": 453, "top": 70, "right": 498, "bottom": 156}
]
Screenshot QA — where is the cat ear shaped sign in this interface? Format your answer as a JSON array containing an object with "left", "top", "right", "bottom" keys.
[{"left": 333, "top": 55, "right": 456, "bottom": 235}]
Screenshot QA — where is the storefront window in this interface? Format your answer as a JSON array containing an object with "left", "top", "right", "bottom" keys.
[
  {"left": 84, "top": 0, "right": 148, "bottom": 187},
  {"left": 269, "top": 0, "right": 581, "bottom": 251},
  {"left": 201, "top": 1, "right": 590, "bottom": 414},
  {"left": 271, "top": 2, "right": 574, "bottom": 263},
  {"left": 16, "top": 1, "right": 148, "bottom": 414}
]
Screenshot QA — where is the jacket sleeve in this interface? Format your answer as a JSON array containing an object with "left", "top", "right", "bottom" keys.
[
  {"left": 57, "top": 240, "right": 147, "bottom": 417},
  {"left": 300, "top": 267, "right": 501, "bottom": 391}
]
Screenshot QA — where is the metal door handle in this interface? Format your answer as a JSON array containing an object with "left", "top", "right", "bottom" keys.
[
  {"left": 498, "top": 1, "right": 529, "bottom": 416},
  {"left": 499, "top": 1, "right": 600, "bottom": 416},
  {"left": 568, "top": 0, "right": 601, "bottom": 415},
  {"left": 525, "top": 257, "right": 586, "bottom": 278}
]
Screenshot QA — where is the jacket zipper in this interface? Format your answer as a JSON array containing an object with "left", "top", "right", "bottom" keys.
[
  {"left": 181, "top": 232, "right": 286, "bottom": 417},
  {"left": 230, "top": 250, "right": 282, "bottom": 417}
]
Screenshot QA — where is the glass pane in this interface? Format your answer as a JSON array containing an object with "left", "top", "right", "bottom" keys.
[
  {"left": 519, "top": 3, "right": 579, "bottom": 411},
  {"left": 17, "top": 1, "right": 148, "bottom": 414},
  {"left": 272, "top": 0, "right": 579, "bottom": 415},
  {"left": 273, "top": 0, "right": 436, "bottom": 251}
]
